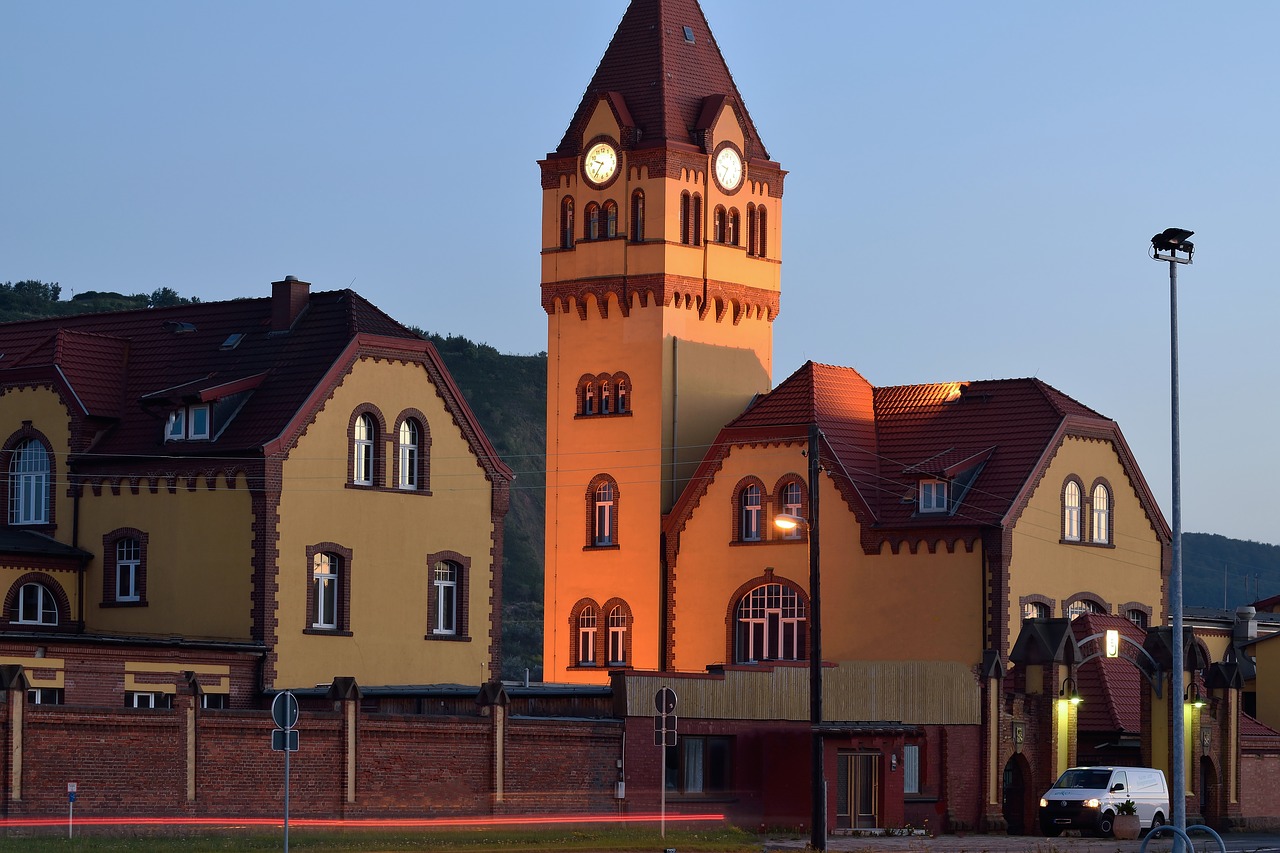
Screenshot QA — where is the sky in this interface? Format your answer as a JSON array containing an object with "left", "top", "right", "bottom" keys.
[{"left": 5, "top": 2, "right": 1277, "bottom": 555}]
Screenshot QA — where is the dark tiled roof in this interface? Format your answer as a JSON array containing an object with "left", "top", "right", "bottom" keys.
[
  {"left": 717, "top": 361, "right": 1137, "bottom": 534},
  {"left": 557, "top": 0, "right": 769, "bottom": 159},
  {"left": 0, "top": 530, "right": 92, "bottom": 561},
  {"left": 1074, "top": 613, "right": 1148, "bottom": 735},
  {"left": 1241, "top": 713, "right": 1280, "bottom": 738},
  {"left": 0, "top": 288, "right": 511, "bottom": 486}
]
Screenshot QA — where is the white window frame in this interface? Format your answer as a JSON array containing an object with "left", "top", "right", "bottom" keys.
[
  {"left": 116, "top": 537, "right": 142, "bottom": 602},
  {"left": 1063, "top": 481, "right": 1081, "bottom": 541},
  {"left": 919, "top": 479, "right": 947, "bottom": 513},
  {"left": 1067, "top": 599, "right": 1102, "bottom": 620},
  {"left": 28, "top": 687, "right": 63, "bottom": 705},
  {"left": 187, "top": 404, "right": 210, "bottom": 439},
  {"left": 584, "top": 383, "right": 596, "bottom": 415},
  {"left": 399, "top": 420, "right": 419, "bottom": 490},
  {"left": 127, "top": 691, "right": 172, "bottom": 709},
  {"left": 740, "top": 485, "right": 762, "bottom": 542},
  {"left": 353, "top": 414, "right": 374, "bottom": 486},
  {"left": 433, "top": 560, "right": 457, "bottom": 635},
  {"left": 1091, "top": 484, "right": 1110, "bottom": 544},
  {"left": 312, "top": 552, "right": 338, "bottom": 629},
  {"left": 782, "top": 481, "right": 803, "bottom": 539},
  {"left": 9, "top": 439, "right": 50, "bottom": 525},
  {"left": 593, "top": 482, "right": 614, "bottom": 546},
  {"left": 1022, "top": 601, "right": 1049, "bottom": 620},
  {"left": 166, "top": 409, "right": 187, "bottom": 441},
  {"left": 903, "top": 744, "right": 920, "bottom": 794},
  {"left": 17, "top": 582, "right": 57, "bottom": 625},
  {"left": 601, "top": 381, "right": 611, "bottom": 414},
  {"left": 608, "top": 605, "right": 627, "bottom": 665},
  {"left": 578, "top": 606, "right": 597, "bottom": 665},
  {"left": 737, "top": 583, "right": 806, "bottom": 662},
  {"left": 616, "top": 381, "right": 628, "bottom": 413}
]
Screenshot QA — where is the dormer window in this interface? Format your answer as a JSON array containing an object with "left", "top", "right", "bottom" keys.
[
  {"left": 166, "top": 404, "right": 210, "bottom": 441},
  {"left": 919, "top": 479, "right": 947, "bottom": 513}
]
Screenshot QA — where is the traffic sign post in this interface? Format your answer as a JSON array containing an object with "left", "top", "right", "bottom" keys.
[
  {"left": 67, "top": 782, "right": 76, "bottom": 839},
  {"left": 654, "top": 687, "right": 677, "bottom": 839},
  {"left": 270, "top": 691, "right": 299, "bottom": 853}
]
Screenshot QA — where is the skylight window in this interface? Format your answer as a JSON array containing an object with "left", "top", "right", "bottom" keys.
[
  {"left": 683, "top": 26, "right": 695, "bottom": 43},
  {"left": 220, "top": 333, "right": 245, "bottom": 350}
]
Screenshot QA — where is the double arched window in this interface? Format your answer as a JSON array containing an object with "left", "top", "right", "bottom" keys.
[
  {"left": 731, "top": 475, "right": 807, "bottom": 543},
  {"left": 1062, "top": 475, "right": 1113, "bottom": 545},
  {"left": 571, "top": 598, "right": 632, "bottom": 667},
  {"left": 680, "top": 192, "right": 702, "bottom": 245}
]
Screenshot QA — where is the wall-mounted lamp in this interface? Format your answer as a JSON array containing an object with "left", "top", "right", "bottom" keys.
[
  {"left": 890, "top": 752, "right": 898, "bottom": 772},
  {"left": 1060, "top": 676, "right": 1082, "bottom": 706},
  {"left": 1185, "top": 683, "right": 1207, "bottom": 709}
]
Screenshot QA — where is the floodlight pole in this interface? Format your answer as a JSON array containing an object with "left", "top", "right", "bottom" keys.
[{"left": 807, "top": 421, "right": 824, "bottom": 852}]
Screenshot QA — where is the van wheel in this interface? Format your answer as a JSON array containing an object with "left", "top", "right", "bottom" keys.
[
  {"left": 1098, "top": 811, "right": 1115, "bottom": 837},
  {"left": 1150, "top": 812, "right": 1166, "bottom": 832}
]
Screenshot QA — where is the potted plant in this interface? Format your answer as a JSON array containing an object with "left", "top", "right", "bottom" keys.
[{"left": 1113, "top": 799, "right": 1141, "bottom": 840}]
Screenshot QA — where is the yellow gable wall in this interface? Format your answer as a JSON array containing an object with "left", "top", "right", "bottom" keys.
[
  {"left": 274, "top": 356, "right": 495, "bottom": 690},
  {"left": 1254, "top": 637, "right": 1280, "bottom": 732},
  {"left": 672, "top": 443, "right": 984, "bottom": 670},
  {"left": 1008, "top": 435, "right": 1165, "bottom": 650},
  {"left": 80, "top": 478, "right": 254, "bottom": 639}
]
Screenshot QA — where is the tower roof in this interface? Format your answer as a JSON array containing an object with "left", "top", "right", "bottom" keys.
[{"left": 556, "top": 0, "right": 769, "bottom": 160}]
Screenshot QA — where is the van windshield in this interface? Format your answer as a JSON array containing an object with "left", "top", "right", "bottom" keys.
[{"left": 1052, "top": 769, "right": 1113, "bottom": 790}]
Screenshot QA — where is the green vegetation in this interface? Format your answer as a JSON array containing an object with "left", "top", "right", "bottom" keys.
[
  {"left": 0, "top": 281, "right": 199, "bottom": 323},
  {"left": 1184, "top": 532, "right": 1280, "bottom": 609},
  {"left": 0, "top": 825, "right": 758, "bottom": 852}
]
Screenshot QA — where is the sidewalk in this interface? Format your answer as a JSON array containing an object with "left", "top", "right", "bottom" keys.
[{"left": 763, "top": 832, "right": 1183, "bottom": 852}]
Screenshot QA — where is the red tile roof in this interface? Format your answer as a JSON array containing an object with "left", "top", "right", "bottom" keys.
[
  {"left": 1073, "top": 613, "right": 1149, "bottom": 734},
  {"left": 711, "top": 360, "right": 1156, "bottom": 536},
  {"left": 556, "top": 0, "right": 770, "bottom": 160},
  {"left": 0, "top": 288, "right": 511, "bottom": 485}
]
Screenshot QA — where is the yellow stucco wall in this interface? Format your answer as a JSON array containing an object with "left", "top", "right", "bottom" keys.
[
  {"left": 1253, "top": 636, "right": 1280, "bottom": 732},
  {"left": 1008, "top": 435, "right": 1165, "bottom": 648},
  {"left": 273, "top": 356, "right": 496, "bottom": 690}
]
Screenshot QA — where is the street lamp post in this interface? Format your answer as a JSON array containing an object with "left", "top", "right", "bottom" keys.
[
  {"left": 776, "top": 422, "right": 824, "bottom": 850},
  {"left": 1151, "top": 227, "right": 1194, "bottom": 844}
]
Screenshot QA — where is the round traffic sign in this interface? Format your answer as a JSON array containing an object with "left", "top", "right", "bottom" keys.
[
  {"left": 271, "top": 690, "right": 300, "bottom": 729},
  {"left": 654, "top": 686, "right": 676, "bottom": 715}
]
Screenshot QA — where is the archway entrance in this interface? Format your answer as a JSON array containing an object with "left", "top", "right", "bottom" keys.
[{"left": 1002, "top": 754, "right": 1031, "bottom": 834}]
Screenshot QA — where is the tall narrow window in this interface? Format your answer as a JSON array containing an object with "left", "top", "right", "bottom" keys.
[
  {"left": 740, "top": 484, "right": 762, "bottom": 542},
  {"left": 1091, "top": 484, "right": 1111, "bottom": 544},
  {"left": 630, "top": 190, "right": 645, "bottom": 242},
  {"left": 680, "top": 192, "right": 691, "bottom": 245},
  {"left": 398, "top": 420, "right": 419, "bottom": 490},
  {"left": 1063, "top": 481, "right": 1081, "bottom": 541},
  {"left": 600, "top": 381, "right": 611, "bottom": 414},
  {"left": 747, "top": 203, "right": 758, "bottom": 255},
  {"left": 312, "top": 552, "right": 338, "bottom": 629},
  {"left": 188, "top": 404, "right": 211, "bottom": 440},
  {"left": 781, "top": 481, "right": 804, "bottom": 539},
  {"left": 714, "top": 207, "right": 726, "bottom": 243},
  {"left": 604, "top": 200, "right": 618, "bottom": 238},
  {"left": 585, "top": 202, "right": 600, "bottom": 240},
  {"left": 758, "top": 206, "right": 768, "bottom": 258},
  {"left": 9, "top": 439, "right": 50, "bottom": 525},
  {"left": 116, "top": 537, "right": 142, "bottom": 602},
  {"left": 593, "top": 481, "right": 615, "bottom": 546},
  {"left": 17, "top": 581, "right": 58, "bottom": 626},
  {"left": 903, "top": 745, "right": 921, "bottom": 794},
  {"left": 433, "top": 560, "right": 458, "bottom": 635},
  {"left": 353, "top": 414, "right": 374, "bottom": 486},
  {"left": 692, "top": 194, "right": 703, "bottom": 245},
  {"left": 584, "top": 383, "right": 596, "bottom": 415},
  {"left": 727, "top": 209, "right": 740, "bottom": 246},
  {"left": 608, "top": 605, "right": 628, "bottom": 665},
  {"left": 578, "top": 605, "right": 597, "bottom": 664},
  {"left": 616, "top": 380, "right": 628, "bottom": 413},
  {"left": 736, "top": 583, "right": 806, "bottom": 662},
  {"left": 560, "top": 196, "right": 575, "bottom": 249}
]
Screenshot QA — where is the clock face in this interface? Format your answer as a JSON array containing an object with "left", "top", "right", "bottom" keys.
[
  {"left": 583, "top": 142, "right": 618, "bottom": 185},
  {"left": 715, "top": 146, "right": 743, "bottom": 191}
]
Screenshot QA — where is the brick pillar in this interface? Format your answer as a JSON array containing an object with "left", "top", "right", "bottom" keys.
[
  {"left": 326, "top": 677, "right": 361, "bottom": 814},
  {"left": 0, "top": 666, "right": 29, "bottom": 807},
  {"left": 476, "top": 681, "right": 509, "bottom": 813}
]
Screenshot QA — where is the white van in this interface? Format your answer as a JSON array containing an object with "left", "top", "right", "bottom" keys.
[{"left": 1038, "top": 766, "right": 1169, "bottom": 836}]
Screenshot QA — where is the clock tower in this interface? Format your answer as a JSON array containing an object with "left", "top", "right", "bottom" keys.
[{"left": 540, "top": 0, "right": 785, "bottom": 682}]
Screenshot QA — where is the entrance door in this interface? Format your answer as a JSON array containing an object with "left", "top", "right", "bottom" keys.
[
  {"left": 1002, "top": 755, "right": 1027, "bottom": 834},
  {"left": 836, "top": 752, "right": 880, "bottom": 829}
]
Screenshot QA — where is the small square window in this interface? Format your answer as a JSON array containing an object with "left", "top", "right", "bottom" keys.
[
  {"left": 166, "top": 409, "right": 186, "bottom": 441},
  {"left": 919, "top": 479, "right": 947, "bottom": 513}
]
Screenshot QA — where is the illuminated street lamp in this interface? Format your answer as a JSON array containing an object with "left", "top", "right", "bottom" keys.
[
  {"left": 774, "top": 422, "right": 824, "bottom": 851},
  {"left": 1150, "top": 227, "right": 1194, "bottom": 844}
]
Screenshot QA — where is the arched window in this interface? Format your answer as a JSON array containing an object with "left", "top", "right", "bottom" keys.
[
  {"left": 616, "top": 380, "right": 628, "bottom": 414},
  {"left": 1023, "top": 601, "right": 1049, "bottom": 620},
  {"left": 713, "top": 206, "right": 726, "bottom": 243},
  {"left": 312, "top": 552, "right": 339, "bottom": 629},
  {"left": 691, "top": 194, "right": 703, "bottom": 245},
  {"left": 603, "top": 200, "right": 618, "bottom": 238},
  {"left": 727, "top": 208, "right": 740, "bottom": 246},
  {"left": 680, "top": 192, "right": 691, "bottom": 245},
  {"left": 630, "top": 190, "right": 645, "bottom": 242},
  {"left": 1066, "top": 598, "right": 1104, "bottom": 620},
  {"left": 585, "top": 202, "right": 600, "bottom": 241},
  {"left": 592, "top": 480, "right": 616, "bottom": 546},
  {"left": 9, "top": 438, "right": 50, "bottom": 525},
  {"left": 747, "top": 203, "right": 757, "bottom": 255},
  {"left": 739, "top": 484, "right": 762, "bottom": 542},
  {"left": 560, "top": 196, "right": 575, "bottom": 249},
  {"left": 584, "top": 382, "right": 596, "bottom": 415},
  {"left": 1091, "top": 483, "right": 1111, "bottom": 544},
  {"left": 736, "top": 583, "right": 806, "bottom": 662},
  {"left": 780, "top": 481, "right": 804, "bottom": 539},
  {"left": 608, "top": 604, "right": 629, "bottom": 665},
  {"left": 1127, "top": 608, "right": 1149, "bottom": 628},
  {"left": 433, "top": 560, "right": 459, "bottom": 635},
  {"left": 398, "top": 420, "right": 420, "bottom": 490},
  {"left": 578, "top": 605, "right": 598, "bottom": 665},
  {"left": 17, "top": 581, "right": 58, "bottom": 626},
  {"left": 353, "top": 413, "right": 375, "bottom": 486},
  {"left": 1063, "top": 480, "right": 1081, "bottom": 542},
  {"left": 600, "top": 380, "right": 611, "bottom": 414},
  {"left": 757, "top": 205, "right": 768, "bottom": 258}
]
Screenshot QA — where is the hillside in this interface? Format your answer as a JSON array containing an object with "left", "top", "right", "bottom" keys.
[{"left": 1184, "top": 532, "right": 1280, "bottom": 609}]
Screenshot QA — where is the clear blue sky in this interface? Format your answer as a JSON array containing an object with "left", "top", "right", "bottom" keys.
[{"left": 5, "top": 2, "right": 1277, "bottom": 553}]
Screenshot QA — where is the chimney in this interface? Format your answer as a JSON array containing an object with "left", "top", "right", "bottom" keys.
[
  {"left": 271, "top": 276, "right": 310, "bottom": 331},
  {"left": 1234, "top": 606, "right": 1257, "bottom": 642}
]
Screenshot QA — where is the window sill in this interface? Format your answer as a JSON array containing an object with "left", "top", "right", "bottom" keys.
[
  {"left": 584, "top": 544, "right": 620, "bottom": 552},
  {"left": 345, "top": 482, "right": 433, "bottom": 497},
  {"left": 303, "top": 628, "right": 353, "bottom": 637},
  {"left": 574, "top": 411, "right": 634, "bottom": 420},
  {"left": 424, "top": 634, "right": 471, "bottom": 642},
  {"left": 101, "top": 600, "right": 148, "bottom": 608},
  {"left": 1060, "top": 539, "right": 1115, "bottom": 549}
]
